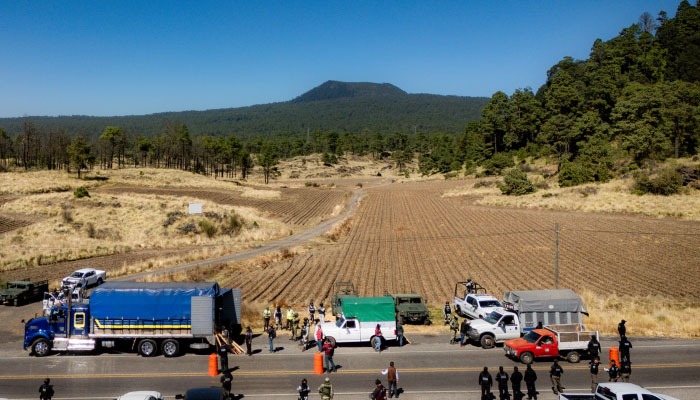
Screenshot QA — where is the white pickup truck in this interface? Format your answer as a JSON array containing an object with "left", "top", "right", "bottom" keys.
[
  {"left": 319, "top": 296, "right": 397, "bottom": 348},
  {"left": 61, "top": 268, "right": 106, "bottom": 288},
  {"left": 467, "top": 310, "right": 521, "bottom": 348},
  {"left": 559, "top": 383, "right": 679, "bottom": 400},
  {"left": 455, "top": 293, "right": 504, "bottom": 320}
]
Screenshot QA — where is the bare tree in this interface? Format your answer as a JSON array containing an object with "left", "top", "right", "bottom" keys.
[{"left": 638, "top": 11, "right": 657, "bottom": 34}]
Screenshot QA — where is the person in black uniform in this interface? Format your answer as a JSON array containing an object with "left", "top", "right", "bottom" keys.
[
  {"left": 218, "top": 342, "right": 229, "bottom": 373},
  {"left": 39, "top": 378, "right": 54, "bottom": 400},
  {"left": 549, "top": 360, "right": 564, "bottom": 395},
  {"left": 479, "top": 366, "right": 493, "bottom": 398},
  {"left": 245, "top": 326, "right": 253, "bottom": 356},
  {"left": 524, "top": 364, "right": 538, "bottom": 400},
  {"left": 495, "top": 366, "right": 510, "bottom": 400},
  {"left": 618, "top": 320, "right": 626, "bottom": 337},
  {"left": 620, "top": 358, "right": 632, "bottom": 382},
  {"left": 587, "top": 335, "right": 601, "bottom": 359},
  {"left": 589, "top": 357, "right": 600, "bottom": 392},
  {"left": 511, "top": 366, "right": 523, "bottom": 400},
  {"left": 221, "top": 369, "right": 233, "bottom": 398},
  {"left": 619, "top": 335, "right": 632, "bottom": 362},
  {"left": 606, "top": 360, "right": 619, "bottom": 382}
]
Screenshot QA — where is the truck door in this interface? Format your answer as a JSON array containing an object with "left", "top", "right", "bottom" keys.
[
  {"left": 343, "top": 319, "right": 361, "bottom": 341},
  {"left": 71, "top": 311, "right": 88, "bottom": 337},
  {"left": 536, "top": 334, "right": 558, "bottom": 357},
  {"left": 499, "top": 315, "right": 520, "bottom": 339},
  {"left": 51, "top": 308, "right": 67, "bottom": 337}
]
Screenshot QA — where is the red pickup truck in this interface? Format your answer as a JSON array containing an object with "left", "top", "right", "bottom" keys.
[{"left": 504, "top": 324, "right": 598, "bottom": 364}]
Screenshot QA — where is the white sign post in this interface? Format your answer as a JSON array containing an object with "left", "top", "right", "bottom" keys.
[{"left": 188, "top": 203, "right": 203, "bottom": 214}]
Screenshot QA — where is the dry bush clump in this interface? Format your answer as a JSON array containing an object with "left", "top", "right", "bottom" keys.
[{"left": 325, "top": 217, "right": 354, "bottom": 242}]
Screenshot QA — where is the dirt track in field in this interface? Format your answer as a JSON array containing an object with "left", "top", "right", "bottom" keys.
[
  {"left": 99, "top": 185, "right": 349, "bottom": 226},
  {"left": 229, "top": 180, "right": 700, "bottom": 304}
]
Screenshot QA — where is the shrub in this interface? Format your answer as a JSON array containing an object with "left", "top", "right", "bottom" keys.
[
  {"left": 558, "top": 162, "right": 594, "bottom": 187},
  {"left": 482, "top": 153, "right": 515, "bottom": 175},
  {"left": 86, "top": 222, "right": 96, "bottom": 238},
  {"left": 322, "top": 152, "right": 338, "bottom": 165},
  {"left": 633, "top": 169, "right": 683, "bottom": 195},
  {"left": 198, "top": 220, "right": 218, "bottom": 238},
  {"left": 498, "top": 168, "right": 535, "bottom": 195},
  {"left": 443, "top": 171, "right": 458, "bottom": 180},
  {"left": 305, "top": 182, "right": 319, "bottom": 187},
  {"left": 74, "top": 186, "right": 90, "bottom": 198},
  {"left": 222, "top": 214, "right": 243, "bottom": 235}
]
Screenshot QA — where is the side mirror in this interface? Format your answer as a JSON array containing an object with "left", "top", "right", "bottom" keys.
[{"left": 21, "top": 319, "right": 25, "bottom": 324}]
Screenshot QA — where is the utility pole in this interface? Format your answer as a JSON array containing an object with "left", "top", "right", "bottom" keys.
[{"left": 554, "top": 223, "right": 559, "bottom": 289}]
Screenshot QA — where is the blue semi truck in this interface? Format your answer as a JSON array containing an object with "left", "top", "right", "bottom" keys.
[{"left": 23, "top": 282, "right": 241, "bottom": 357}]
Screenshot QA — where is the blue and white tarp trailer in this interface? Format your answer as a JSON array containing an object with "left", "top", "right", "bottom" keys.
[
  {"left": 502, "top": 289, "right": 588, "bottom": 332},
  {"left": 24, "top": 282, "right": 241, "bottom": 357}
]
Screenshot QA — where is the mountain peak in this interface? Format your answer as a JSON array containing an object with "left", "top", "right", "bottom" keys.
[{"left": 291, "top": 80, "right": 407, "bottom": 103}]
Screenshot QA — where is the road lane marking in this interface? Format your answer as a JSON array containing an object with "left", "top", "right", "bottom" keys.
[{"left": 2, "top": 362, "right": 700, "bottom": 380}]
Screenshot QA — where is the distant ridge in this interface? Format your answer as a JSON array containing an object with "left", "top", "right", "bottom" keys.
[{"left": 0, "top": 81, "right": 489, "bottom": 139}]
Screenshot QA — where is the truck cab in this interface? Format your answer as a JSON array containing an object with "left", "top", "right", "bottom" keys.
[
  {"left": 386, "top": 291, "right": 431, "bottom": 325},
  {"left": 505, "top": 324, "right": 598, "bottom": 364},
  {"left": 467, "top": 310, "right": 521, "bottom": 348},
  {"left": 1, "top": 279, "right": 49, "bottom": 306},
  {"left": 24, "top": 303, "right": 93, "bottom": 356}
]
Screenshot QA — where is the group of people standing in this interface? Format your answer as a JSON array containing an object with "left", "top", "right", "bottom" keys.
[
  {"left": 300, "top": 361, "right": 400, "bottom": 400},
  {"left": 588, "top": 319, "right": 633, "bottom": 391},
  {"left": 478, "top": 364, "right": 539, "bottom": 400}
]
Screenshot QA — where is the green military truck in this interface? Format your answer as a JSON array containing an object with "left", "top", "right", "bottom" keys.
[
  {"left": 386, "top": 291, "right": 431, "bottom": 325},
  {"left": 0, "top": 278, "right": 49, "bottom": 306},
  {"left": 330, "top": 281, "right": 358, "bottom": 319}
]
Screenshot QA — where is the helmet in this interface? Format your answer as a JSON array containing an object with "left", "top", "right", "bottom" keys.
[{"left": 324, "top": 377, "right": 330, "bottom": 383}]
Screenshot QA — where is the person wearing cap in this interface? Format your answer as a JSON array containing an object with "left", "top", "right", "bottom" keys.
[
  {"left": 589, "top": 357, "right": 600, "bottom": 392},
  {"left": 496, "top": 366, "right": 509, "bottom": 400},
  {"left": 318, "top": 377, "right": 334, "bottom": 399},
  {"left": 618, "top": 320, "right": 626, "bottom": 337},
  {"left": 511, "top": 366, "right": 523, "bottom": 400},
  {"left": 244, "top": 326, "right": 253, "bottom": 356},
  {"left": 587, "top": 335, "right": 601, "bottom": 359},
  {"left": 371, "top": 379, "right": 387, "bottom": 400},
  {"left": 619, "top": 335, "right": 633, "bottom": 362},
  {"left": 605, "top": 360, "right": 619, "bottom": 382},
  {"left": 39, "top": 378, "right": 54, "bottom": 400},
  {"left": 524, "top": 364, "right": 538, "bottom": 400},
  {"left": 297, "top": 378, "right": 310, "bottom": 400},
  {"left": 549, "top": 360, "right": 564, "bottom": 395},
  {"left": 318, "top": 302, "right": 326, "bottom": 322},
  {"left": 218, "top": 340, "right": 229, "bottom": 372},
  {"left": 479, "top": 366, "right": 493, "bottom": 397}
]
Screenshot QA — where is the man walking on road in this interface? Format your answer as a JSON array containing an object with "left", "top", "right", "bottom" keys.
[
  {"left": 589, "top": 357, "right": 600, "bottom": 392},
  {"left": 267, "top": 324, "right": 276, "bottom": 353},
  {"left": 524, "top": 364, "right": 538, "bottom": 400},
  {"left": 39, "top": 378, "right": 54, "bottom": 400},
  {"left": 218, "top": 341, "right": 229, "bottom": 373},
  {"left": 323, "top": 338, "right": 337, "bottom": 373},
  {"left": 619, "top": 335, "right": 633, "bottom": 362},
  {"left": 263, "top": 306, "right": 271, "bottom": 330},
  {"left": 449, "top": 316, "right": 459, "bottom": 344},
  {"left": 244, "top": 326, "right": 253, "bottom": 356},
  {"left": 381, "top": 361, "right": 399, "bottom": 398},
  {"left": 496, "top": 366, "right": 509, "bottom": 400},
  {"left": 550, "top": 360, "right": 564, "bottom": 395},
  {"left": 318, "top": 377, "right": 333, "bottom": 400},
  {"left": 479, "top": 366, "right": 493, "bottom": 398},
  {"left": 511, "top": 366, "right": 523, "bottom": 400},
  {"left": 587, "top": 335, "right": 601, "bottom": 359},
  {"left": 460, "top": 318, "right": 470, "bottom": 347},
  {"left": 396, "top": 321, "right": 404, "bottom": 347},
  {"left": 374, "top": 324, "right": 383, "bottom": 352}
]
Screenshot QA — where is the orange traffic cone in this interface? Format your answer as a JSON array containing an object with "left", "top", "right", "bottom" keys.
[
  {"left": 609, "top": 346, "right": 620, "bottom": 368},
  {"left": 209, "top": 353, "right": 218, "bottom": 376},
  {"left": 314, "top": 351, "right": 324, "bottom": 375}
]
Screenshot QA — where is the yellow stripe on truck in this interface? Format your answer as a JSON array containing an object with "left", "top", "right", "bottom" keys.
[{"left": 94, "top": 319, "right": 191, "bottom": 329}]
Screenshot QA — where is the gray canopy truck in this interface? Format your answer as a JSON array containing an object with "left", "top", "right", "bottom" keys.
[{"left": 502, "top": 289, "right": 589, "bottom": 332}]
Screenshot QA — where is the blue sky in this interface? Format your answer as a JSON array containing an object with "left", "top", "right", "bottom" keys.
[{"left": 0, "top": 1, "right": 681, "bottom": 117}]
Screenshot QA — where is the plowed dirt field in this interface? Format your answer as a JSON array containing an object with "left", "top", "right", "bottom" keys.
[
  {"left": 230, "top": 180, "right": 700, "bottom": 304},
  {"left": 100, "top": 185, "right": 349, "bottom": 226}
]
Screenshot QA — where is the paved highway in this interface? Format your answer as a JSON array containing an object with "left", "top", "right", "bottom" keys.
[{"left": 0, "top": 335, "right": 698, "bottom": 399}]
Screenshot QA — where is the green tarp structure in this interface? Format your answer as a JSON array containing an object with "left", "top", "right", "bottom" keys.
[{"left": 342, "top": 296, "right": 395, "bottom": 322}]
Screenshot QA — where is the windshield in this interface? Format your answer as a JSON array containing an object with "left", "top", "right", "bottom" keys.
[
  {"left": 523, "top": 331, "right": 542, "bottom": 343},
  {"left": 479, "top": 300, "right": 502, "bottom": 308},
  {"left": 410, "top": 298, "right": 422, "bottom": 304},
  {"left": 70, "top": 272, "right": 84, "bottom": 278},
  {"left": 484, "top": 312, "right": 503, "bottom": 324},
  {"left": 335, "top": 318, "right": 345, "bottom": 328},
  {"left": 8, "top": 283, "right": 21, "bottom": 289}
]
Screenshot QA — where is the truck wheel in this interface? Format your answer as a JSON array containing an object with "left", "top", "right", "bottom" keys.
[
  {"left": 424, "top": 318, "right": 431, "bottom": 326},
  {"left": 326, "top": 336, "right": 336, "bottom": 347},
  {"left": 96, "top": 278, "right": 104, "bottom": 286},
  {"left": 519, "top": 352, "right": 534, "bottom": 364},
  {"left": 480, "top": 334, "right": 495, "bottom": 349},
  {"left": 161, "top": 339, "right": 180, "bottom": 357},
  {"left": 370, "top": 336, "right": 380, "bottom": 350},
  {"left": 566, "top": 351, "right": 581, "bottom": 363},
  {"left": 138, "top": 339, "right": 157, "bottom": 357},
  {"left": 32, "top": 338, "right": 51, "bottom": 357}
]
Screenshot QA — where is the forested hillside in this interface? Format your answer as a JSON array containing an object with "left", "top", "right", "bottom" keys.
[
  {"left": 0, "top": 1, "right": 698, "bottom": 193},
  {"left": 0, "top": 81, "right": 488, "bottom": 140}
]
